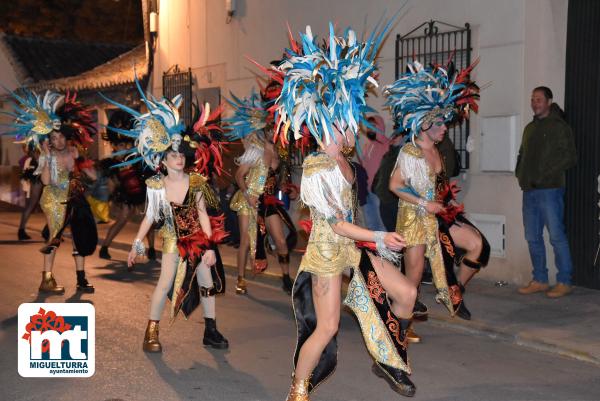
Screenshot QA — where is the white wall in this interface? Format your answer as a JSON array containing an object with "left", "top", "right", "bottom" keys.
[{"left": 152, "top": 0, "right": 569, "bottom": 285}]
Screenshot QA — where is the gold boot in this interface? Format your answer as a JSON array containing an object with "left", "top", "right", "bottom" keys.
[
  {"left": 286, "top": 375, "right": 310, "bottom": 401},
  {"left": 143, "top": 320, "right": 162, "bottom": 353},
  {"left": 235, "top": 276, "right": 247, "bottom": 295},
  {"left": 38, "top": 272, "right": 65, "bottom": 294},
  {"left": 406, "top": 324, "right": 421, "bottom": 344}
]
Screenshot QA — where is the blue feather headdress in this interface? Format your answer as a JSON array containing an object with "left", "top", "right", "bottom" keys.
[
  {"left": 1, "top": 89, "right": 64, "bottom": 148},
  {"left": 383, "top": 60, "right": 479, "bottom": 142},
  {"left": 274, "top": 18, "right": 395, "bottom": 148},
  {"left": 100, "top": 79, "right": 186, "bottom": 170},
  {"left": 223, "top": 89, "right": 269, "bottom": 142}
]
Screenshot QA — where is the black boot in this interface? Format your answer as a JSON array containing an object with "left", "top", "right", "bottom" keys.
[
  {"left": 203, "top": 318, "right": 229, "bottom": 349},
  {"left": 282, "top": 274, "right": 293, "bottom": 295},
  {"left": 372, "top": 362, "right": 416, "bottom": 397},
  {"left": 455, "top": 301, "right": 471, "bottom": 320},
  {"left": 18, "top": 228, "right": 31, "bottom": 241},
  {"left": 453, "top": 283, "right": 471, "bottom": 320},
  {"left": 412, "top": 299, "right": 428, "bottom": 317},
  {"left": 76, "top": 271, "right": 95, "bottom": 293},
  {"left": 98, "top": 246, "right": 111, "bottom": 260},
  {"left": 372, "top": 318, "right": 416, "bottom": 397}
]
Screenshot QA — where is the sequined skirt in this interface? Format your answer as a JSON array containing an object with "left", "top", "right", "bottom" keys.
[
  {"left": 299, "top": 218, "right": 361, "bottom": 277},
  {"left": 395, "top": 201, "right": 438, "bottom": 248},
  {"left": 40, "top": 184, "right": 69, "bottom": 239},
  {"left": 229, "top": 190, "right": 252, "bottom": 216},
  {"left": 160, "top": 224, "right": 178, "bottom": 254}
]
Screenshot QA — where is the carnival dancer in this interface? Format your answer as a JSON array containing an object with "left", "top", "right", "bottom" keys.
[
  {"left": 98, "top": 110, "right": 156, "bottom": 262},
  {"left": 386, "top": 61, "right": 485, "bottom": 333},
  {"left": 17, "top": 144, "right": 43, "bottom": 240},
  {"left": 275, "top": 21, "right": 418, "bottom": 400},
  {"left": 3, "top": 90, "right": 98, "bottom": 293},
  {"left": 101, "top": 83, "right": 229, "bottom": 352},
  {"left": 226, "top": 88, "right": 297, "bottom": 295}
]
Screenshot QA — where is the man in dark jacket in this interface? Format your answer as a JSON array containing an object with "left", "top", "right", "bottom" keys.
[{"left": 516, "top": 86, "right": 577, "bottom": 298}]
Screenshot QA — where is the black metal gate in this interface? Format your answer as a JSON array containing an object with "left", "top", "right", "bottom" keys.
[
  {"left": 564, "top": 0, "right": 600, "bottom": 289},
  {"left": 162, "top": 67, "right": 193, "bottom": 126},
  {"left": 395, "top": 20, "right": 472, "bottom": 170}
]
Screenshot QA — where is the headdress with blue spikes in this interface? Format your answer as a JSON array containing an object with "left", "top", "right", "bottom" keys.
[
  {"left": 100, "top": 78, "right": 186, "bottom": 170},
  {"left": 223, "top": 89, "right": 269, "bottom": 142},
  {"left": 2, "top": 88, "right": 96, "bottom": 150},
  {"left": 383, "top": 59, "right": 480, "bottom": 143},
  {"left": 274, "top": 16, "right": 397, "bottom": 148}
]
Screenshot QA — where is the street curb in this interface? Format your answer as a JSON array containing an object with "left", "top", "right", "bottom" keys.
[
  {"left": 425, "top": 311, "right": 600, "bottom": 367},
  {"left": 4, "top": 220, "right": 600, "bottom": 367}
]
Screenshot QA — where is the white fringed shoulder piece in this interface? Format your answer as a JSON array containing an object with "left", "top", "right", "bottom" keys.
[
  {"left": 235, "top": 143, "right": 264, "bottom": 166},
  {"left": 144, "top": 174, "right": 172, "bottom": 223},
  {"left": 34, "top": 155, "right": 47, "bottom": 176},
  {"left": 35, "top": 154, "right": 59, "bottom": 185},
  {"left": 300, "top": 153, "right": 351, "bottom": 220},
  {"left": 393, "top": 144, "right": 433, "bottom": 199}
]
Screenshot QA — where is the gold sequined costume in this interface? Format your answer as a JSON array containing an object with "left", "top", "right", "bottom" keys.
[
  {"left": 39, "top": 164, "right": 70, "bottom": 239},
  {"left": 394, "top": 143, "right": 453, "bottom": 314},
  {"left": 230, "top": 157, "right": 268, "bottom": 269},
  {"left": 292, "top": 153, "right": 412, "bottom": 393}
]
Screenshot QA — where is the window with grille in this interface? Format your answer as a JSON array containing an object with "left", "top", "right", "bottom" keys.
[
  {"left": 395, "top": 20, "right": 473, "bottom": 170},
  {"left": 162, "top": 67, "right": 193, "bottom": 127}
]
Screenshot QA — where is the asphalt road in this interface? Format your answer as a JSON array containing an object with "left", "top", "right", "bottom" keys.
[{"left": 1, "top": 223, "right": 599, "bottom": 401}]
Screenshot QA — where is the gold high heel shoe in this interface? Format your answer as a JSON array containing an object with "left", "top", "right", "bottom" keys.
[
  {"left": 406, "top": 324, "right": 421, "bottom": 343},
  {"left": 286, "top": 375, "right": 310, "bottom": 401},
  {"left": 235, "top": 276, "right": 248, "bottom": 295},
  {"left": 142, "top": 320, "right": 162, "bottom": 352},
  {"left": 38, "top": 271, "right": 65, "bottom": 294}
]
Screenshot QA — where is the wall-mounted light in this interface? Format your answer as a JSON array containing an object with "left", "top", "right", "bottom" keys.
[
  {"left": 226, "top": 0, "right": 235, "bottom": 24},
  {"left": 150, "top": 11, "right": 158, "bottom": 34}
]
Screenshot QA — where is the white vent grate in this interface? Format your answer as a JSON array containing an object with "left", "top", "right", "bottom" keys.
[{"left": 467, "top": 213, "right": 506, "bottom": 258}]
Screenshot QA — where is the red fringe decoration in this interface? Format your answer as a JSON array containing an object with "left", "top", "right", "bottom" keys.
[
  {"left": 190, "top": 103, "right": 227, "bottom": 176},
  {"left": 209, "top": 214, "right": 229, "bottom": 244},
  {"left": 355, "top": 241, "right": 377, "bottom": 251},
  {"left": 75, "top": 158, "right": 94, "bottom": 171},
  {"left": 177, "top": 214, "right": 228, "bottom": 261},
  {"left": 436, "top": 180, "right": 465, "bottom": 224},
  {"left": 60, "top": 91, "right": 97, "bottom": 149},
  {"left": 263, "top": 194, "right": 283, "bottom": 207},
  {"left": 299, "top": 219, "right": 312, "bottom": 235}
]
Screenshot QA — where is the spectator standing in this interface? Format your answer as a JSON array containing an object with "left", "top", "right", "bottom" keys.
[{"left": 516, "top": 86, "right": 577, "bottom": 298}]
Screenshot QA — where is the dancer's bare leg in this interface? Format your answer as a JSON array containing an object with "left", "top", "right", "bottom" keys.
[
  {"left": 19, "top": 181, "right": 43, "bottom": 231},
  {"left": 404, "top": 245, "right": 426, "bottom": 287},
  {"left": 265, "top": 214, "right": 289, "bottom": 275},
  {"left": 237, "top": 214, "right": 250, "bottom": 277},
  {"left": 149, "top": 253, "right": 178, "bottom": 320},
  {"left": 449, "top": 224, "right": 483, "bottom": 287},
  {"left": 102, "top": 203, "right": 131, "bottom": 247},
  {"left": 43, "top": 251, "right": 56, "bottom": 272},
  {"left": 368, "top": 253, "right": 417, "bottom": 318},
  {"left": 294, "top": 274, "right": 342, "bottom": 380}
]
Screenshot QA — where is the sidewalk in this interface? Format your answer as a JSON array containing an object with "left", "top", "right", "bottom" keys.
[{"left": 3, "top": 205, "right": 600, "bottom": 366}]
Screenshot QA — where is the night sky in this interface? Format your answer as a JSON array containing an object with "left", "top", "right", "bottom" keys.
[{"left": 0, "top": 0, "right": 143, "bottom": 44}]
